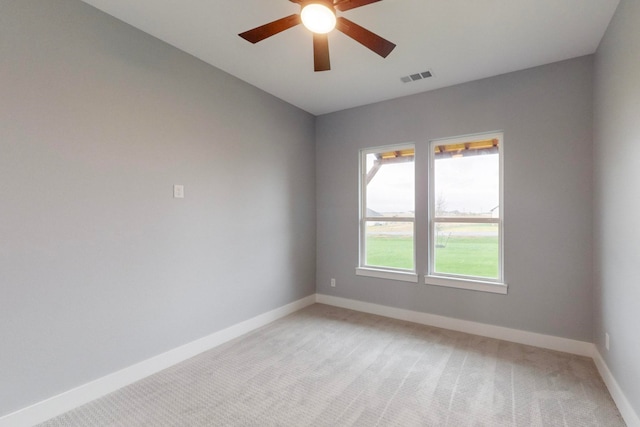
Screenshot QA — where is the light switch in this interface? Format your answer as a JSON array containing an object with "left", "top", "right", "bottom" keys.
[{"left": 173, "top": 185, "right": 184, "bottom": 198}]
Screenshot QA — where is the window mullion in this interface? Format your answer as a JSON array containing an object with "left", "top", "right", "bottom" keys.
[
  {"left": 364, "top": 217, "right": 415, "bottom": 222},
  {"left": 433, "top": 217, "right": 500, "bottom": 224}
]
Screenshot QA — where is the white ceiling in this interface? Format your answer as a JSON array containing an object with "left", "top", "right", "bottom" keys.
[{"left": 80, "top": 0, "right": 619, "bottom": 115}]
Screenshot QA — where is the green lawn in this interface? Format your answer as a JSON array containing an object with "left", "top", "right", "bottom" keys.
[
  {"left": 366, "top": 237, "right": 415, "bottom": 270},
  {"left": 366, "top": 235, "right": 499, "bottom": 278}
]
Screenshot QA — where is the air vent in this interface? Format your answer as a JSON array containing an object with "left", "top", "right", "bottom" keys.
[{"left": 401, "top": 69, "right": 433, "bottom": 83}]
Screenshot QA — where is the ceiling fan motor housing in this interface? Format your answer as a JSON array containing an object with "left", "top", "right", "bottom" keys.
[{"left": 301, "top": 0, "right": 336, "bottom": 9}]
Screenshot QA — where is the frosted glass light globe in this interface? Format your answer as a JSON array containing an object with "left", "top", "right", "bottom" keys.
[{"left": 301, "top": 3, "right": 336, "bottom": 34}]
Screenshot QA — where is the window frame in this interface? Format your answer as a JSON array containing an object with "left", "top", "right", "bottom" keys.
[
  {"left": 356, "top": 143, "right": 418, "bottom": 283},
  {"left": 425, "top": 132, "right": 507, "bottom": 294}
]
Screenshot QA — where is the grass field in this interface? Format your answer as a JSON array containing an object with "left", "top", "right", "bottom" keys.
[{"left": 366, "top": 234, "right": 499, "bottom": 279}]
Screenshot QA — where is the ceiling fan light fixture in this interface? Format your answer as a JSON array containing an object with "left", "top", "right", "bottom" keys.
[
  {"left": 301, "top": 2, "right": 336, "bottom": 34},
  {"left": 238, "top": 0, "right": 396, "bottom": 72}
]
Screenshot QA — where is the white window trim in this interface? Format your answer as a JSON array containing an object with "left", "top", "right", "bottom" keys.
[
  {"left": 424, "top": 275, "right": 507, "bottom": 294},
  {"left": 359, "top": 143, "right": 416, "bottom": 278},
  {"left": 356, "top": 267, "right": 419, "bottom": 283},
  {"left": 426, "top": 131, "right": 507, "bottom": 294}
]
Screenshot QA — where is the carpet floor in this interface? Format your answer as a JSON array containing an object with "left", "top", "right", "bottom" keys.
[{"left": 39, "top": 304, "right": 625, "bottom": 426}]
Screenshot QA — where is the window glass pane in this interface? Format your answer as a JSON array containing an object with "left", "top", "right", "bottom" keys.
[
  {"left": 433, "top": 222, "right": 498, "bottom": 279},
  {"left": 366, "top": 151, "right": 414, "bottom": 218},
  {"left": 434, "top": 147, "right": 499, "bottom": 219},
  {"left": 365, "top": 221, "right": 414, "bottom": 270}
]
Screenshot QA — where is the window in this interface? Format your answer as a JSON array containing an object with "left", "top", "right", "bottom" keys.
[
  {"left": 357, "top": 132, "right": 506, "bottom": 294},
  {"left": 357, "top": 145, "right": 417, "bottom": 282},
  {"left": 427, "top": 132, "right": 505, "bottom": 293}
]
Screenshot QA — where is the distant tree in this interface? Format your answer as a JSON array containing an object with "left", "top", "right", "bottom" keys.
[
  {"left": 436, "top": 193, "right": 447, "bottom": 216},
  {"left": 435, "top": 193, "right": 447, "bottom": 245}
]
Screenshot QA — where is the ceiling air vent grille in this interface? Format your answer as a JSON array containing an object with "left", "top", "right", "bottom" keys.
[{"left": 401, "top": 70, "right": 433, "bottom": 83}]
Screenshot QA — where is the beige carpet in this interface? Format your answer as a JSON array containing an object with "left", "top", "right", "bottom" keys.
[{"left": 39, "top": 304, "right": 625, "bottom": 426}]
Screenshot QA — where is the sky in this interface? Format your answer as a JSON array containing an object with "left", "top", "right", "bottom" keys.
[
  {"left": 435, "top": 155, "right": 499, "bottom": 213},
  {"left": 366, "top": 153, "right": 499, "bottom": 214},
  {"left": 366, "top": 157, "right": 414, "bottom": 215}
]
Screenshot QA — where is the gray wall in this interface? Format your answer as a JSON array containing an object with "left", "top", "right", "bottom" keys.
[
  {"left": 593, "top": 0, "right": 640, "bottom": 416},
  {"left": 0, "top": 0, "right": 315, "bottom": 416},
  {"left": 316, "top": 56, "right": 595, "bottom": 341}
]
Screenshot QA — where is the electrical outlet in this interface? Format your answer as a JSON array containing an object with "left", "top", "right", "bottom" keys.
[
  {"left": 330, "top": 278, "right": 336, "bottom": 287},
  {"left": 605, "top": 333, "right": 610, "bottom": 351}
]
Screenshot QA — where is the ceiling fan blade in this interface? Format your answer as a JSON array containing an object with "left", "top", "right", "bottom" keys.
[
  {"left": 239, "top": 14, "right": 301, "bottom": 44},
  {"left": 313, "top": 33, "right": 331, "bottom": 72},
  {"left": 336, "top": 0, "right": 382, "bottom": 12},
  {"left": 336, "top": 17, "right": 395, "bottom": 58}
]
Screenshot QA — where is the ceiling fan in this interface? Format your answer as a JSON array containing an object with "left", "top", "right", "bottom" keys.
[{"left": 239, "top": 0, "right": 396, "bottom": 72}]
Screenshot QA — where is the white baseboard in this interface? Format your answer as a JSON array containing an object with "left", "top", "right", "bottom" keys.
[
  {"left": 4, "top": 293, "right": 638, "bottom": 427},
  {"left": 316, "top": 294, "right": 594, "bottom": 356},
  {"left": 592, "top": 347, "right": 640, "bottom": 427},
  {"left": 0, "top": 295, "right": 316, "bottom": 427}
]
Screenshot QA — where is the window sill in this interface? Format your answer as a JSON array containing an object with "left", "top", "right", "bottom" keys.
[
  {"left": 424, "top": 275, "right": 508, "bottom": 294},
  {"left": 356, "top": 267, "right": 418, "bottom": 283}
]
